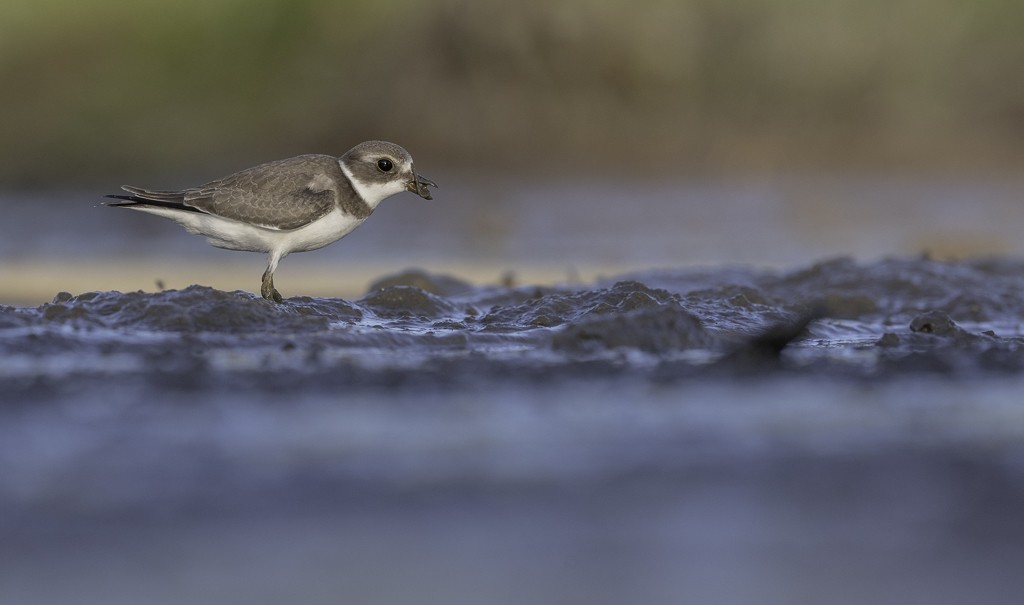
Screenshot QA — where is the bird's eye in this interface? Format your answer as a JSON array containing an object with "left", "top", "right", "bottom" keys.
[{"left": 377, "top": 158, "right": 393, "bottom": 172}]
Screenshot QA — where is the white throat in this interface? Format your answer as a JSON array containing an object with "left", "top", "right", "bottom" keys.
[{"left": 339, "top": 159, "right": 406, "bottom": 210}]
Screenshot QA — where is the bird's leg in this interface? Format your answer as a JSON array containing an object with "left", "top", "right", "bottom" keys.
[
  {"left": 261, "top": 266, "right": 283, "bottom": 303},
  {"left": 261, "top": 250, "right": 286, "bottom": 303}
]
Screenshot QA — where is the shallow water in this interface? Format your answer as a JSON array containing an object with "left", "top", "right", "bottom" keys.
[{"left": 3, "top": 257, "right": 1024, "bottom": 604}]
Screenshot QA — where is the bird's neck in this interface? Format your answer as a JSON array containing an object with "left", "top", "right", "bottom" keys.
[{"left": 339, "top": 159, "right": 402, "bottom": 209}]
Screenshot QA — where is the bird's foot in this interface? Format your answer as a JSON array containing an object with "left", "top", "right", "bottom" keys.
[
  {"left": 261, "top": 274, "right": 284, "bottom": 303},
  {"left": 260, "top": 286, "right": 284, "bottom": 303}
]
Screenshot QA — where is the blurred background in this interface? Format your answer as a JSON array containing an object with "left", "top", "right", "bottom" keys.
[
  {"left": 3, "top": 0, "right": 1024, "bottom": 302},
  {"left": 6, "top": 4, "right": 1024, "bottom": 605}
]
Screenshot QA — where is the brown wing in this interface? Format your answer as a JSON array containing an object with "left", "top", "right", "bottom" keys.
[{"left": 183, "top": 155, "right": 343, "bottom": 230}]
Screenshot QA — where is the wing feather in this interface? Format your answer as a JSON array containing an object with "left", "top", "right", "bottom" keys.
[
  {"left": 110, "top": 155, "right": 344, "bottom": 231},
  {"left": 183, "top": 155, "right": 342, "bottom": 230}
]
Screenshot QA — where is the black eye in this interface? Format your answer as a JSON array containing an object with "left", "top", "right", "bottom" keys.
[{"left": 377, "top": 158, "right": 393, "bottom": 172}]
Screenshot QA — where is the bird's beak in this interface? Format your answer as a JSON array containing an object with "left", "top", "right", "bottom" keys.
[{"left": 406, "top": 172, "right": 437, "bottom": 200}]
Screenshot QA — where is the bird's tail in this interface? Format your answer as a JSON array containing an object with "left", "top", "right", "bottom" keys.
[{"left": 105, "top": 186, "right": 197, "bottom": 212}]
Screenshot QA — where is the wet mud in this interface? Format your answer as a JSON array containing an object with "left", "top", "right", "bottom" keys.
[
  {"left": 4, "top": 256, "right": 1023, "bottom": 390},
  {"left": 3, "top": 256, "right": 1024, "bottom": 605}
]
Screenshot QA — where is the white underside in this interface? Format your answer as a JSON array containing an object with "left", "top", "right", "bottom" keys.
[{"left": 126, "top": 206, "right": 366, "bottom": 258}]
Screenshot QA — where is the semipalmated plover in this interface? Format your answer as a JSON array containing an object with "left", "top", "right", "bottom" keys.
[{"left": 107, "top": 140, "right": 436, "bottom": 302}]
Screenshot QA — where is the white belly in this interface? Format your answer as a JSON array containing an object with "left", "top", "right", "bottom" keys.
[{"left": 129, "top": 206, "right": 365, "bottom": 255}]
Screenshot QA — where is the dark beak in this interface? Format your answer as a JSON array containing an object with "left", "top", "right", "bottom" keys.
[{"left": 406, "top": 172, "right": 437, "bottom": 200}]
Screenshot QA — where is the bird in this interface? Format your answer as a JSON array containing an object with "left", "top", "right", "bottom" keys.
[{"left": 106, "top": 140, "right": 436, "bottom": 302}]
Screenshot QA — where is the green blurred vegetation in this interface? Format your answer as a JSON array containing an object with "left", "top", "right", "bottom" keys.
[{"left": 3, "top": 0, "right": 1024, "bottom": 185}]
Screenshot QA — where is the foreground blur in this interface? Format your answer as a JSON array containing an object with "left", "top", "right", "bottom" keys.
[{"left": 3, "top": 258, "right": 1024, "bottom": 604}]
